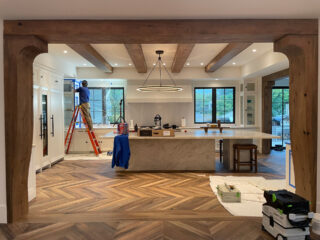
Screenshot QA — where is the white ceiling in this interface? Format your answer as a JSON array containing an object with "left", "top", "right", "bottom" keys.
[
  {"left": 48, "top": 43, "right": 273, "bottom": 70},
  {"left": 0, "top": 0, "right": 319, "bottom": 19}
]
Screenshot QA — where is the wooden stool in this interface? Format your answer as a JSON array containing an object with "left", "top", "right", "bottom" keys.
[{"left": 233, "top": 144, "right": 258, "bottom": 172}]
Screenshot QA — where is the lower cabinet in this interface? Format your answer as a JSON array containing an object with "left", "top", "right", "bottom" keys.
[
  {"left": 68, "top": 128, "right": 115, "bottom": 153},
  {"left": 33, "top": 65, "right": 64, "bottom": 171}
]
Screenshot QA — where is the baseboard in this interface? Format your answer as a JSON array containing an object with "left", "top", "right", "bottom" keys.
[
  {"left": 0, "top": 204, "right": 7, "bottom": 223},
  {"left": 28, "top": 187, "right": 36, "bottom": 202},
  {"left": 317, "top": 201, "right": 320, "bottom": 212}
]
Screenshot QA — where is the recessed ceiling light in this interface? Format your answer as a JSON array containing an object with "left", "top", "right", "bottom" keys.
[
  {"left": 186, "top": 62, "right": 190, "bottom": 66},
  {"left": 114, "top": 63, "right": 118, "bottom": 66},
  {"left": 252, "top": 49, "right": 257, "bottom": 53},
  {"left": 232, "top": 62, "right": 236, "bottom": 65},
  {"left": 200, "top": 62, "right": 204, "bottom": 66},
  {"left": 153, "top": 63, "right": 156, "bottom": 66},
  {"left": 128, "top": 63, "right": 132, "bottom": 66},
  {"left": 163, "top": 63, "right": 166, "bottom": 66},
  {"left": 83, "top": 63, "right": 87, "bottom": 66},
  {"left": 214, "top": 78, "right": 219, "bottom": 80},
  {"left": 63, "top": 50, "right": 68, "bottom": 54}
]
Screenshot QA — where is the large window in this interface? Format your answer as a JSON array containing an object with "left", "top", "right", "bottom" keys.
[
  {"left": 89, "top": 87, "right": 124, "bottom": 124},
  {"left": 194, "top": 87, "right": 235, "bottom": 124}
]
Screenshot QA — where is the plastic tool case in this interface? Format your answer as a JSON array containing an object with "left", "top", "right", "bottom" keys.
[{"left": 262, "top": 190, "right": 313, "bottom": 240}]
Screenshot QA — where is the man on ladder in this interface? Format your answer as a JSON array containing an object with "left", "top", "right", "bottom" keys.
[
  {"left": 65, "top": 80, "right": 101, "bottom": 156},
  {"left": 75, "top": 80, "right": 93, "bottom": 130}
]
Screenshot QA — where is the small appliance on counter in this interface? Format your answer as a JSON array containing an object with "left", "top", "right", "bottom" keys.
[
  {"left": 163, "top": 123, "right": 178, "bottom": 129},
  {"left": 154, "top": 114, "right": 162, "bottom": 130}
]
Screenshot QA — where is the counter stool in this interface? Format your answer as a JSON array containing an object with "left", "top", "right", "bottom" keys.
[{"left": 233, "top": 144, "right": 258, "bottom": 172}]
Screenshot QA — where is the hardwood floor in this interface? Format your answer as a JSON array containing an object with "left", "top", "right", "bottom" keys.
[{"left": 1, "top": 151, "right": 319, "bottom": 239}]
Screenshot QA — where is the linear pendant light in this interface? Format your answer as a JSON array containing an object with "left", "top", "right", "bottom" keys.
[{"left": 137, "top": 50, "right": 183, "bottom": 92}]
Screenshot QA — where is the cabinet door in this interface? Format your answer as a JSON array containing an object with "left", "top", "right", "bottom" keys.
[
  {"left": 49, "top": 90, "right": 65, "bottom": 162},
  {"left": 244, "top": 94, "right": 256, "bottom": 126},
  {"left": 244, "top": 79, "right": 258, "bottom": 127}
]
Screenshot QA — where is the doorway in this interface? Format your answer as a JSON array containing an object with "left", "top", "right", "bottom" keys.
[{"left": 272, "top": 86, "right": 290, "bottom": 149}]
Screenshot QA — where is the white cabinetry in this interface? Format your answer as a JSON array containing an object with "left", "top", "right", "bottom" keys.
[
  {"left": 244, "top": 79, "right": 258, "bottom": 127},
  {"left": 33, "top": 64, "right": 64, "bottom": 171}
]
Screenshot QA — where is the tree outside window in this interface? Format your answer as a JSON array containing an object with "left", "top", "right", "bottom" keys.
[{"left": 89, "top": 87, "right": 124, "bottom": 124}]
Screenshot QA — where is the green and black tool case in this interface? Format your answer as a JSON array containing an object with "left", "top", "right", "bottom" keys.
[{"left": 262, "top": 190, "right": 313, "bottom": 240}]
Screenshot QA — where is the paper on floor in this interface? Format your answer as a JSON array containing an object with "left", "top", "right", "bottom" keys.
[{"left": 210, "top": 176, "right": 286, "bottom": 217}]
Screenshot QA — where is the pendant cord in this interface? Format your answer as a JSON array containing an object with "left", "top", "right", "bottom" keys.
[
  {"left": 159, "top": 58, "right": 162, "bottom": 87},
  {"left": 141, "top": 50, "right": 178, "bottom": 88},
  {"left": 162, "top": 61, "right": 177, "bottom": 86},
  {"left": 141, "top": 61, "right": 158, "bottom": 86}
]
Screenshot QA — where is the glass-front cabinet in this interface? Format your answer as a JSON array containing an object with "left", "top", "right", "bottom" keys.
[{"left": 244, "top": 79, "right": 257, "bottom": 127}]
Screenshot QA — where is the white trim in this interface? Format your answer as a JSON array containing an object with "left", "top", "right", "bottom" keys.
[
  {"left": 28, "top": 187, "right": 36, "bottom": 202},
  {"left": 0, "top": 204, "right": 7, "bottom": 223}
]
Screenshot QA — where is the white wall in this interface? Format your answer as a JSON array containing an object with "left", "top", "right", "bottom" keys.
[
  {"left": 242, "top": 51, "right": 289, "bottom": 79},
  {"left": 34, "top": 54, "right": 77, "bottom": 78},
  {"left": 317, "top": 18, "right": 320, "bottom": 212},
  {"left": 77, "top": 66, "right": 242, "bottom": 81},
  {"left": 0, "top": 19, "right": 7, "bottom": 223}
]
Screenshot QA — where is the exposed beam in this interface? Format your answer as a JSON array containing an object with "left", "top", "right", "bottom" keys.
[
  {"left": 3, "top": 20, "right": 317, "bottom": 43},
  {"left": 205, "top": 43, "right": 252, "bottom": 72},
  {"left": 68, "top": 44, "right": 113, "bottom": 73},
  {"left": 171, "top": 44, "right": 195, "bottom": 73},
  {"left": 125, "top": 44, "right": 147, "bottom": 73}
]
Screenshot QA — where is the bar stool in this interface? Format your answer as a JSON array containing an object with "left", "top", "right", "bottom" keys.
[{"left": 233, "top": 144, "right": 258, "bottom": 172}]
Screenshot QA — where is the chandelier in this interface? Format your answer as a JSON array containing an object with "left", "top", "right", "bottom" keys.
[{"left": 137, "top": 50, "right": 183, "bottom": 92}]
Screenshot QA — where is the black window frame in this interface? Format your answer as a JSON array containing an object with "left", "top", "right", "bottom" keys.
[
  {"left": 194, "top": 87, "right": 235, "bottom": 124},
  {"left": 88, "top": 87, "right": 125, "bottom": 124}
]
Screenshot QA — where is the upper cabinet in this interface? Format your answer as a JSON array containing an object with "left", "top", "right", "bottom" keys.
[{"left": 244, "top": 78, "right": 258, "bottom": 127}]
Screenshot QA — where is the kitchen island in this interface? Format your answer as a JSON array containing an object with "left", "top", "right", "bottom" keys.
[{"left": 102, "top": 129, "right": 279, "bottom": 172}]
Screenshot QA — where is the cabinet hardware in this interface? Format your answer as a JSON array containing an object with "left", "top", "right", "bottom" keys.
[
  {"left": 39, "top": 115, "right": 43, "bottom": 139},
  {"left": 51, "top": 115, "right": 54, "bottom": 137}
]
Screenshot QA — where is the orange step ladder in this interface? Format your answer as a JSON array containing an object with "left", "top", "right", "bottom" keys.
[{"left": 65, "top": 105, "right": 102, "bottom": 156}]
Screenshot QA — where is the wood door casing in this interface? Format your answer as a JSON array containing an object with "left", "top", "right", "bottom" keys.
[{"left": 2, "top": 20, "right": 318, "bottom": 222}]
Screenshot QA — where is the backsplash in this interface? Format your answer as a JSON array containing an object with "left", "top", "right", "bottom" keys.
[{"left": 125, "top": 102, "right": 194, "bottom": 127}]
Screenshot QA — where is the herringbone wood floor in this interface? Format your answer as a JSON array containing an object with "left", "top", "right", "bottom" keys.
[{"left": 1, "top": 155, "right": 319, "bottom": 240}]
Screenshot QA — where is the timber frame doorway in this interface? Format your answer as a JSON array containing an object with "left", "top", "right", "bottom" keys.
[{"left": 3, "top": 19, "right": 318, "bottom": 222}]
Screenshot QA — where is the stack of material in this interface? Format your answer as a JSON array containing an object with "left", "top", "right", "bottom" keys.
[{"left": 217, "top": 184, "right": 241, "bottom": 203}]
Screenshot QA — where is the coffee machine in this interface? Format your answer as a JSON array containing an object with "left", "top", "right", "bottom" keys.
[{"left": 154, "top": 114, "right": 162, "bottom": 129}]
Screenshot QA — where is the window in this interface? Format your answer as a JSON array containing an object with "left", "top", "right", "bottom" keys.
[
  {"left": 194, "top": 87, "right": 235, "bottom": 124},
  {"left": 89, "top": 87, "right": 125, "bottom": 124},
  {"left": 90, "top": 88, "right": 103, "bottom": 124}
]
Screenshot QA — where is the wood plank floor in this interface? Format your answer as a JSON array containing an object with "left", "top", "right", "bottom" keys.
[{"left": 1, "top": 152, "right": 319, "bottom": 239}]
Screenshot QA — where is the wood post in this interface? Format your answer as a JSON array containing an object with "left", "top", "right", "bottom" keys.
[
  {"left": 261, "top": 80, "right": 275, "bottom": 154},
  {"left": 4, "top": 35, "right": 48, "bottom": 222},
  {"left": 274, "top": 35, "right": 318, "bottom": 211}
]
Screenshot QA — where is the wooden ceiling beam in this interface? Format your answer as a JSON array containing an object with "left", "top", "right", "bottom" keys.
[
  {"left": 4, "top": 20, "right": 317, "bottom": 43},
  {"left": 68, "top": 44, "right": 113, "bottom": 72},
  {"left": 205, "top": 43, "right": 252, "bottom": 72},
  {"left": 125, "top": 44, "right": 147, "bottom": 73},
  {"left": 171, "top": 44, "right": 195, "bottom": 73}
]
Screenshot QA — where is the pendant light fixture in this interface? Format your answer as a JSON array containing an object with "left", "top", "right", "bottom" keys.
[{"left": 137, "top": 50, "right": 183, "bottom": 92}]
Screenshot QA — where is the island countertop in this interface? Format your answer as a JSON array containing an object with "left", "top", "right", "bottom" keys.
[{"left": 101, "top": 129, "right": 280, "bottom": 140}]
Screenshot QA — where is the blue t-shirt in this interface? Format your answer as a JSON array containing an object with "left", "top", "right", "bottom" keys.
[{"left": 76, "top": 87, "right": 90, "bottom": 104}]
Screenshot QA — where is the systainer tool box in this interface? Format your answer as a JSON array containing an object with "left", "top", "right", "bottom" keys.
[
  {"left": 217, "top": 184, "right": 241, "bottom": 203},
  {"left": 262, "top": 190, "right": 313, "bottom": 240}
]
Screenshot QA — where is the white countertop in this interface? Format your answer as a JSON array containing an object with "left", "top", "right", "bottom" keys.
[{"left": 102, "top": 129, "right": 280, "bottom": 140}]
